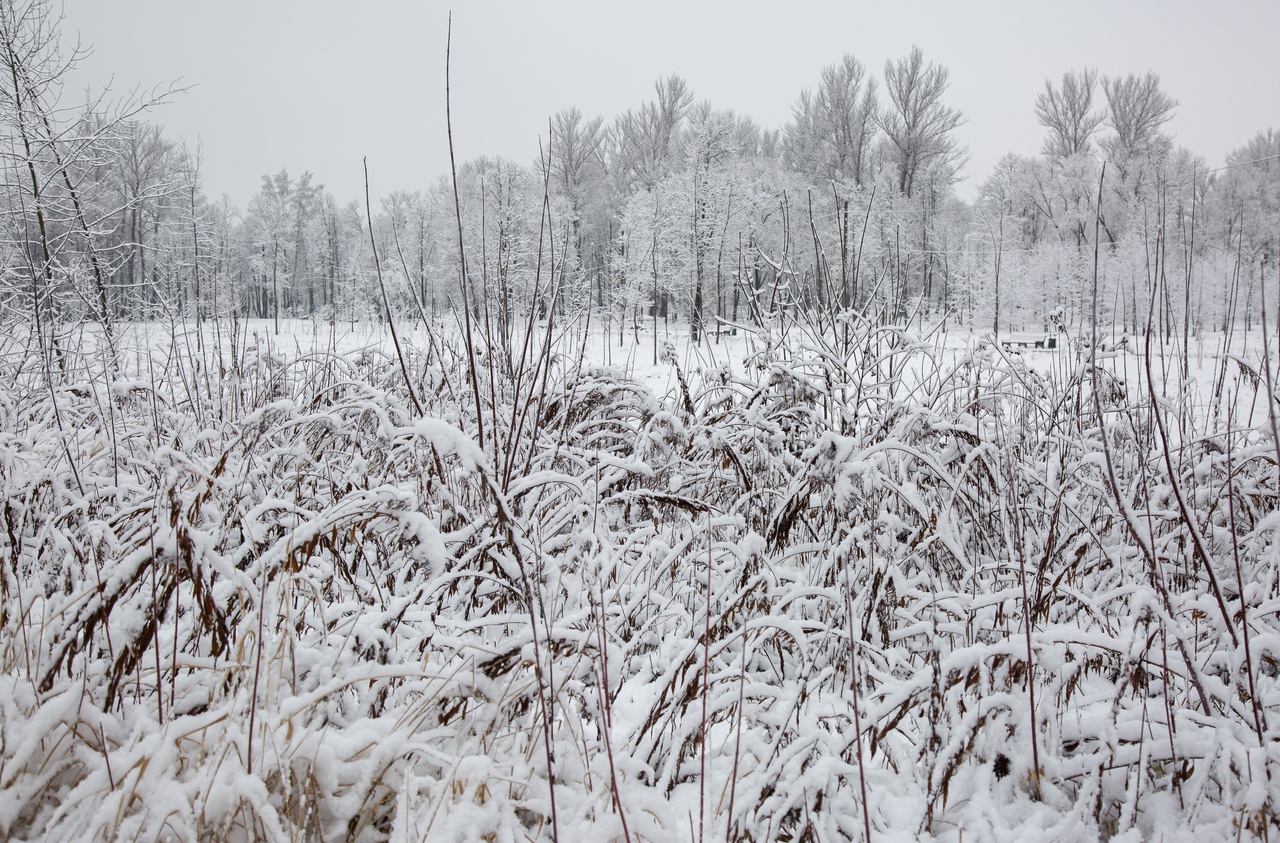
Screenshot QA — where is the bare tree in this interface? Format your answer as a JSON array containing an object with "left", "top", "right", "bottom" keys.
[
  {"left": 1216, "top": 128, "right": 1280, "bottom": 263},
  {"left": 2, "top": 0, "right": 186, "bottom": 353},
  {"left": 879, "top": 46, "right": 965, "bottom": 198},
  {"left": 245, "top": 170, "right": 292, "bottom": 330},
  {"left": 1101, "top": 71, "right": 1177, "bottom": 160},
  {"left": 611, "top": 75, "right": 693, "bottom": 191},
  {"left": 551, "top": 107, "right": 608, "bottom": 303},
  {"left": 785, "top": 54, "right": 878, "bottom": 186},
  {"left": 1, "top": 0, "right": 125, "bottom": 344},
  {"left": 1035, "top": 68, "right": 1105, "bottom": 158},
  {"left": 551, "top": 107, "right": 606, "bottom": 206},
  {"left": 683, "top": 101, "right": 744, "bottom": 341},
  {"left": 108, "top": 118, "right": 178, "bottom": 314}
]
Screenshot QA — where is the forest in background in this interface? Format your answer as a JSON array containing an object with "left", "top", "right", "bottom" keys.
[{"left": 3, "top": 3, "right": 1278, "bottom": 348}]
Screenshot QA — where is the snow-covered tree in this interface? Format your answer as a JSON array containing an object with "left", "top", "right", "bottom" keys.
[
  {"left": 784, "top": 54, "right": 879, "bottom": 187},
  {"left": 879, "top": 46, "right": 965, "bottom": 199},
  {"left": 1035, "top": 67, "right": 1105, "bottom": 159}
]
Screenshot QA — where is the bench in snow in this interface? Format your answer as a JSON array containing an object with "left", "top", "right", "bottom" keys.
[{"left": 999, "top": 333, "right": 1057, "bottom": 350}]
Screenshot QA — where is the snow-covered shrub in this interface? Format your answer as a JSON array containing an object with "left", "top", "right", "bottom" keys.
[{"left": 2, "top": 313, "right": 1279, "bottom": 841}]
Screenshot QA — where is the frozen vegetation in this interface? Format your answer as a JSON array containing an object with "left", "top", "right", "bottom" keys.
[
  {"left": 3, "top": 313, "right": 1280, "bottom": 842},
  {"left": 4, "top": 0, "right": 1280, "bottom": 839}
]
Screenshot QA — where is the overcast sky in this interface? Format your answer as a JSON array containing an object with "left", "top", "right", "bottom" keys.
[{"left": 57, "top": 0, "right": 1280, "bottom": 208}]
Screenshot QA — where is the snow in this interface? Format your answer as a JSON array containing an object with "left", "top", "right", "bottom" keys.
[{"left": 2, "top": 315, "right": 1280, "bottom": 841}]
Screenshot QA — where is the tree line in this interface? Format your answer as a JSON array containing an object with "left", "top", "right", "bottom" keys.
[{"left": 3, "top": 0, "right": 1277, "bottom": 351}]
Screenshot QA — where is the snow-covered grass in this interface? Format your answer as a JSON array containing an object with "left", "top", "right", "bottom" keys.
[{"left": 2, "top": 310, "right": 1280, "bottom": 841}]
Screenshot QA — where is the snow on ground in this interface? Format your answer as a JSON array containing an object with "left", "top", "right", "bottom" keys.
[{"left": 4, "top": 314, "right": 1279, "bottom": 841}]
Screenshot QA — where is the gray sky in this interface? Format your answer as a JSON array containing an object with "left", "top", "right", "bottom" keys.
[{"left": 58, "top": 0, "right": 1280, "bottom": 208}]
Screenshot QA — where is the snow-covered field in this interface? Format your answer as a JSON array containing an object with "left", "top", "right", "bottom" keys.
[{"left": 3, "top": 314, "right": 1280, "bottom": 841}]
